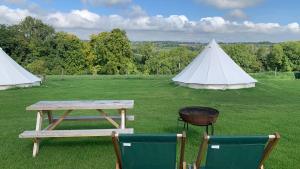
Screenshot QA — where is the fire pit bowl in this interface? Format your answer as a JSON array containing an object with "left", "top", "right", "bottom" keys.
[{"left": 178, "top": 106, "right": 219, "bottom": 134}]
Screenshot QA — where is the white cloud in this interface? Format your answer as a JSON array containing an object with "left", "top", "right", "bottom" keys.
[
  {"left": 228, "top": 9, "right": 247, "bottom": 19},
  {"left": 0, "top": 5, "right": 34, "bottom": 24},
  {"left": 81, "top": 0, "right": 132, "bottom": 7},
  {"left": 197, "top": 17, "right": 230, "bottom": 32},
  {"left": 165, "top": 15, "right": 190, "bottom": 30},
  {"left": 287, "top": 22, "right": 300, "bottom": 33},
  {"left": 198, "top": 0, "right": 263, "bottom": 9},
  {"left": 0, "top": 5, "right": 300, "bottom": 42},
  {"left": 242, "top": 21, "right": 280, "bottom": 33},
  {"left": 45, "top": 9, "right": 101, "bottom": 29}
]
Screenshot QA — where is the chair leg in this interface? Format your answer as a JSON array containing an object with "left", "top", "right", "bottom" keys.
[{"left": 177, "top": 118, "right": 179, "bottom": 132}]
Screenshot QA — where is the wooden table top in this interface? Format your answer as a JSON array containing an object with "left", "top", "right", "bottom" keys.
[{"left": 26, "top": 100, "right": 134, "bottom": 111}]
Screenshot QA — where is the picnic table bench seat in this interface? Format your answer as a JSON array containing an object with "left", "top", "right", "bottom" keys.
[{"left": 19, "top": 128, "right": 134, "bottom": 138}]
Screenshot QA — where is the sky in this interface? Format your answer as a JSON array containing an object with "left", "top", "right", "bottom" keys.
[{"left": 0, "top": 0, "right": 300, "bottom": 42}]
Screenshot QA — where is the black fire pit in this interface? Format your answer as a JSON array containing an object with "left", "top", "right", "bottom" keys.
[{"left": 178, "top": 106, "right": 219, "bottom": 135}]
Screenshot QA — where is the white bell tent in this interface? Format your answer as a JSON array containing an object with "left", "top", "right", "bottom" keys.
[
  {"left": 172, "top": 39, "right": 257, "bottom": 90},
  {"left": 0, "top": 47, "right": 41, "bottom": 90}
]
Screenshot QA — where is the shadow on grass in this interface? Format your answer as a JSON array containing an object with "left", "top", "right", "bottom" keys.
[
  {"left": 40, "top": 137, "right": 112, "bottom": 148},
  {"left": 34, "top": 138, "right": 113, "bottom": 156},
  {"left": 162, "top": 124, "right": 207, "bottom": 137},
  {"left": 21, "top": 137, "right": 113, "bottom": 156}
]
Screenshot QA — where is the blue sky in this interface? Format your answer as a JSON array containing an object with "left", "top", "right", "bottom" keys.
[{"left": 0, "top": 0, "right": 300, "bottom": 42}]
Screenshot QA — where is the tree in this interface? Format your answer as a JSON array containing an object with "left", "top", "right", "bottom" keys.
[
  {"left": 7, "top": 16, "right": 55, "bottom": 66},
  {"left": 82, "top": 42, "right": 100, "bottom": 75},
  {"left": 0, "top": 25, "right": 15, "bottom": 55},
  {"left": 26, "top": 59, "right": 48, "bottom": 75},
  {"left": 223, "top": 44, "right": 262, "bottom": 72},
  {"left": 282, "top": 55, "right": 292, "bottom": 71},
  {"left": 2, "top": 25, "right": 29, "bottom": 64},
  {"left": 17, "top": 16, "right": 54, "bottom": 61},
  {"left": 145, "top": 51, "right": 172, "bottom": 74},
  {"left": 256, "top": 46, "right": 270, "bottom": 71},
  {"left": 167, "top": 46, "right": 197, "bottom": 73},
  {"left": 133, "top": 42, "right": 156, "bottom": 73},
  {"left": 46, "top": 32, "right": 87, "bottom": 74},
  {"left": 90, "top": 29, "right": 136, "bottom": 74},
  {"left": 268, "top": 44, "right": 285, "bottom": 71},
  {"left": 281, "top": 41, "right": 300, "bottom": 71}
]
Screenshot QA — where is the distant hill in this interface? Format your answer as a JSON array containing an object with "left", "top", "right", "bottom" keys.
[{"left": 130, "top": 41, "right": 274, "bottom": 51}]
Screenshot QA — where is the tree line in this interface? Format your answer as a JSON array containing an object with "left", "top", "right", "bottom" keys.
[{"left": 0, "top": 16, "right": 299, "bottom": 75}]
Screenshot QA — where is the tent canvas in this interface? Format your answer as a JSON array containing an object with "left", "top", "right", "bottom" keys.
[
  {"left": 172, "top": 39, "right": 257, "bottom": 90},
  {"left": 0, "top": 47, "right": 41, "bottom": 90}
]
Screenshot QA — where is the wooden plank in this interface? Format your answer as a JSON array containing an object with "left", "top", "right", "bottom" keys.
[
  {"left": 119, "top": 109, "right": 126, "bottom": 129},
  {"left": 26, "top": 100, "right": 134, "bottom": 111},
  {"left": 97, "top": 109, "right": 119, "bottom": 128},
  {"left": 115, "top": 161, "right": 120, "bottom": 169},
  {"left": 183, "top": 162, "right": 186, "bottom": 169},
  {"left": 50, "top": 115, "right": 134, "bottom": 121},
  {"left": 19, "top": 128, "right": 134, "bottom": 138},
  {"left": 47, "top": 110, "right": 72, "bottom": 130},
  {"left": 33, "top": 111, "right": 43, "bottom": 157}
]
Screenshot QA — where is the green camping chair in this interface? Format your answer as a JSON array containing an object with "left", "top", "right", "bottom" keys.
[
  {"left": 191, "top": 132, "right": 280, "bottom": 169},
  {"left": 112, "top": 132, "right": 186, "bottom": 169}
]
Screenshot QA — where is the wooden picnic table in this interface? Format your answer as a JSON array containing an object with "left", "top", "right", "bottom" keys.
[{"left": 19, "top": 100, "right": 134, "bottom": 157}]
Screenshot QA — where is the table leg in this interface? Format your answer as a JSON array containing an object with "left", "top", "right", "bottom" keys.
[
  {"left": 120, "top": 109, "right": 126, "bottom": 129},
  {"left": 33, "top": 111, "right": 43, "bottom": 157},
  {"left": 46, "top": 110, "right": 53, "bottom": 124}
]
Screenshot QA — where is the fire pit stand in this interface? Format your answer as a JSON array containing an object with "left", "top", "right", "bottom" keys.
[{"left": 177, "top": 106, "right": 219, "bottom": 135}]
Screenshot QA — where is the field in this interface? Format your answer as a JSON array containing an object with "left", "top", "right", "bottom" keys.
[{"left": 0, "top": 73, "right": 299, "bottom": 169}]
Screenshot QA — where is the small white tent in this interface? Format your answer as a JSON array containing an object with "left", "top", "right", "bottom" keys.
[
  {"left": 172, "top": 39, "right": 257, "bottom": 90},
  {"left": 0, "top": 47, "right": 41, "bottom": 90}
]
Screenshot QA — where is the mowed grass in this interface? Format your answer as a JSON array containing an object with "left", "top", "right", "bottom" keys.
[{"left": 0, "top": 73, "right": 299, "bottom": 169}]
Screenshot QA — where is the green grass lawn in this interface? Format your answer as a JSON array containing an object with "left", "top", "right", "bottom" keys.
[{"left": 0, "top": 73, "right": 299, "bottom": 169}]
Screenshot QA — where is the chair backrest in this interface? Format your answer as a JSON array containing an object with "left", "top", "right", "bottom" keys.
[
  {"left": 112, "top": 133, "right": 185, "bottom": 169},
  {"left": 206, "top": 136, "right": 269, "bottom": 169},
  {"left": 194, "top": 133, "right": 280, "bottom": 169}
]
